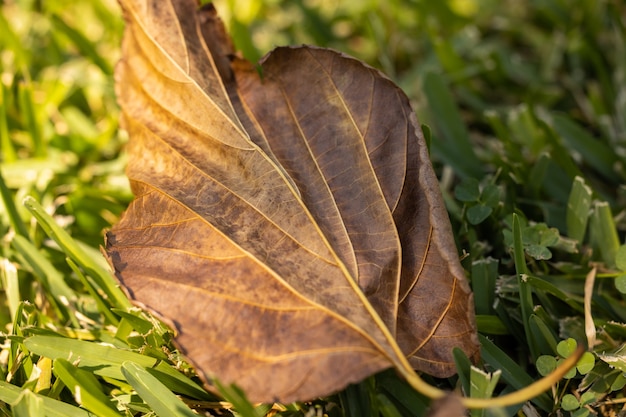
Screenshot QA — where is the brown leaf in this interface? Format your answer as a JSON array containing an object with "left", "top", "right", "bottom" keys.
[
  {"left": 425, "top": 393, "right": 467, "bottom": 417},
  {"left": 107, "top": 0, "right": 479, "bottom": 403}
]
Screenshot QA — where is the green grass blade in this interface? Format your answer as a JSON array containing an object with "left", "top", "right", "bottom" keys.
[
  {"left": 0, "top": 81, "right": 17, "bottom": 162},
  {"left": 550, "top": 113, "right": 619, "bottom": 182},
  {"left": 0, "top": 11, "right": 29, "bottom": 69},
  {"left": 121, "top": 362, "right": 197, "bottom": 417},
  {"left": 528, "top": 314, "right": 559, "bottom": 355},
  {"left": 469, "top": 367, "right": 502, "bottom": 417},
  {"left": 22, "top": 196, "right": 132, "bottom": 310},
  {"left": 376, "top": 393, "right": 404, "bottom": 417},
  {"left": 0, "top": 169, "right": 29, "bottom": 237},
  {"left": 475, "top": 315, "right": 509, "bottom": 335},
  {"left": 339, "top": 380, "right": 373, "bottom": 417},
  {"left": 452, "top": 347, "right": 472, "bottom": 395},
  {"left": 66, "top": 257, "right": 119, "bottom": 325},
  {"left": 11, "top": 389, "right": 44, "bottom": 417},
  {"left": 50, "top": 15, "right": 113, "bottom": 75},
  {"left": 590, "top": 201, "right": 620, "bottom": 268},
  {"left": 376, "top": 371, "right": 429, "bottom": 416},
  {"left": 215, "top": 379, "right": 263, "bottom": 417},
  {"left": 566, "top": 176, "right": 593, "bottom": 244},
  {"left": 18, "top": 82, "right": 45, "bottom": 158},
  {"left": 52, "top": 358, "right": 122, "bottom": 417},
  {"left": 24, "top": 335, "right": 210, "bottom": 400},
  {"left": 11, "top": 235, "right": 77, "bottom": 304},
  {"left": 479, "top": 335, "right": 553, "bottom": 412},
  {"left": 0, "top": 381, "right": 96, "bottom": 417},
  {"left": 471, "top": 258, "right": 499, "bottom": 315},
  {"left": 422, "top": 71, "right": 483, "bottom": 178},
  {"left": 0, "top": 258, "right": 20, "bottom": 322},
  {"left": 512, "top": 214, "right": 538, "bottom": 359}
]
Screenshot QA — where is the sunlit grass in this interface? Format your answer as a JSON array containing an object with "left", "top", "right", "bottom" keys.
[{"left": 2, "top": 0, "right": 626, "bottom": 416}]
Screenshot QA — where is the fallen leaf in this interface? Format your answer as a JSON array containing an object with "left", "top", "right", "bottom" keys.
[
  {"left": 425, "top": 393, "right": 466, "bottom": 417},
  {"left": 107, "top": 0, "right": 478, "bottom": 403}
]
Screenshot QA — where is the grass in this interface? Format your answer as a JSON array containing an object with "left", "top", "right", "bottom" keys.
[{"left": 1, "top": 0, "right": 626, "bottom": 416}]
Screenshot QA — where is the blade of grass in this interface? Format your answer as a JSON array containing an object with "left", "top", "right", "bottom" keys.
[
  {"left": 376, "top": 371, "right": 429, "bottom": 416},
  {"left": 0, "top": 169, "right": 29, "bottom": 237},
  {"left": 66, "top": 257, "right": 119, "bottom": 325},
  {"left": 0, "top": 11, "right": 29, "bottom": 70},
  {"left": 11, "top": 389, "right": 44, "bottom": 417},
  {"left": 512, "top": 213, "right": 539, "bottom": 360},
  {"left": 422, "top": 71, "right": 483, "bottom": 178},
  {"left": 215, "top": 379, "right": 263, "bottom": 417},
  {"left": 34, "top": 357, "right": 52, "bottom": 394},
  {"left": 590, "top": 201, "right": 620, "bottom": 268},
  {"left": 550, "top": 113, "right": 619, "bottom": 183},
  {"left": 478, "top": 335, "right": 553, "bottom": 412},
  {"left": 50, "top": 15, "right": 113, "bottom": 75},
  {"left": 475, "top": 315, "right": 509, "bottom": 335},
  {"left": 528, "top": 314, "right": 559, "bottom": 355},
  {"left": 18, "top": 82, "right": 44, "bottom": 158},
  {"left": 340, "top": 379, "right": 374, "bottom": 417},
  {"left": 524, "top": 275, "right": 583, "bottom": 313},
  {"left": 452, "top": 347, "right": 472, "bottom": 395},
  {"left": 0, "top": 381, "right": 96, "bottom": 417},
  {"left": 24, "top": 335, "right": 211, "bottom": 400},
  {"left": 0, "top": 259, "right": 20, "bottom": 323},
  {"left": 23, "top": 196, "right": 132, "bottom": 310},
  {"left": 566, "top": 176, "right": 593, "bottom": 244},
  {"left": 52, "top": 358, "right": 122, "bottom": 417},
  {"left": 0, "top": 81, "right": 17, "bottom": 162},
  {"left": 376, "top": 393, "right": 404, "bottom": 417},
  {"left": 11, "top": 235, "right": 75, "bottom": 301},
  {"left": 121, "top": 362, "right": 197, "bottom": 417},
  {"left": 471, "top": 258, "right": 498, "bottom": 315},
  {"left": 469, "top": 367, "right": 501, "bottom": 417}
]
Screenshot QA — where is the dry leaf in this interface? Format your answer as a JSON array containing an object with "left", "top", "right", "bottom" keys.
[
  {"left": 106, "top": 0, "right": 479, "bottom": 403},
  {"left": 425, "top": 393, "right": 467, "bottom": 417}
]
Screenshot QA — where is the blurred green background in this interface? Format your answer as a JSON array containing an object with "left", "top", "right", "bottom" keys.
[{"left": 2, "top": 0, "right": 626, "bottom": 415}]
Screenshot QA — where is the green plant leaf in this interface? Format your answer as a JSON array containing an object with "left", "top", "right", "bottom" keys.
[
  {"left": 215, "top": 380, "right": 263, "bottom": 417},
  {"left": 576, "top": 352, "right": 596, "bottom": 375},
  {"left": 455, "top": 178, "right": 481, "bottom": 202},
  {"left": 0, "top": 168, "right": 29, "bottom": 237},
  {"left": 616, "top": 245, "right": 626, "bottom": 271},
  {"left": 11, "top": 389, "right": 43, "bottom": 417},
  {"left": 0, "top": 258, "right": 20, "bottom": 322},
  {"left": 481, "top": 184, "right": 501, "bottom": 208},
  {"left": 589, "top": 201, "right": 620, "bottom": 268},
  {"left": 536, "top": 355, "right": 557, "bottom": 377},
  {"left": 24, "top": 335, "right": 210, "bottom": 400},
  {"left": 561, "top": 393, "right": 579, "bottom": 411},
  {"left": 0, "top": 381, "right": 96, "bottom": 417},
  {"left": 566, "top": 176, "right": 593, "bottom": 243},
  {"left": 469, "top": 367, "right": 501, "bottom": 417},
  {"left": 422, "top": 72, "right": 483, "bottom": 178},
  {"left": 23, "top": 196, "right": 131, "bottom": 313},
  {"left": 478, "top": 335, "right": 553, "bottom": 412},
  {"left": 376, "top": 393, "right": 404, "bottom": 417},
  {"left": 550, "top": 113, "right": 619, "bottom": 182},
  {"left": 557, "top": 338, "right": 578, "bottom": 358},
  {"left": 611, "top": 373, "right": 626, "bottom": 391},
  {"left": 11, "top": 235, "right": 76, "bottom": 302},
  {"left": 467, "top": 204, "right": 492, "bottom": 225},
  {"left": 52, "top": 358, "right": 121, "bottom": 417},
  {"left": 121, "top": 362, "right": 197, "bottom": 417},
  {"left": 513, "top": 214, "right": 537, "bottom": 359},
  {"left": 525, "top": 244, "right": 552, "bottom": 260}
]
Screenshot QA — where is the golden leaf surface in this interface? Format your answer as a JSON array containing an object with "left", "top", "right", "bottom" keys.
[{"left": 107, "top": 0, "right": 479, "bottom": 403}]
